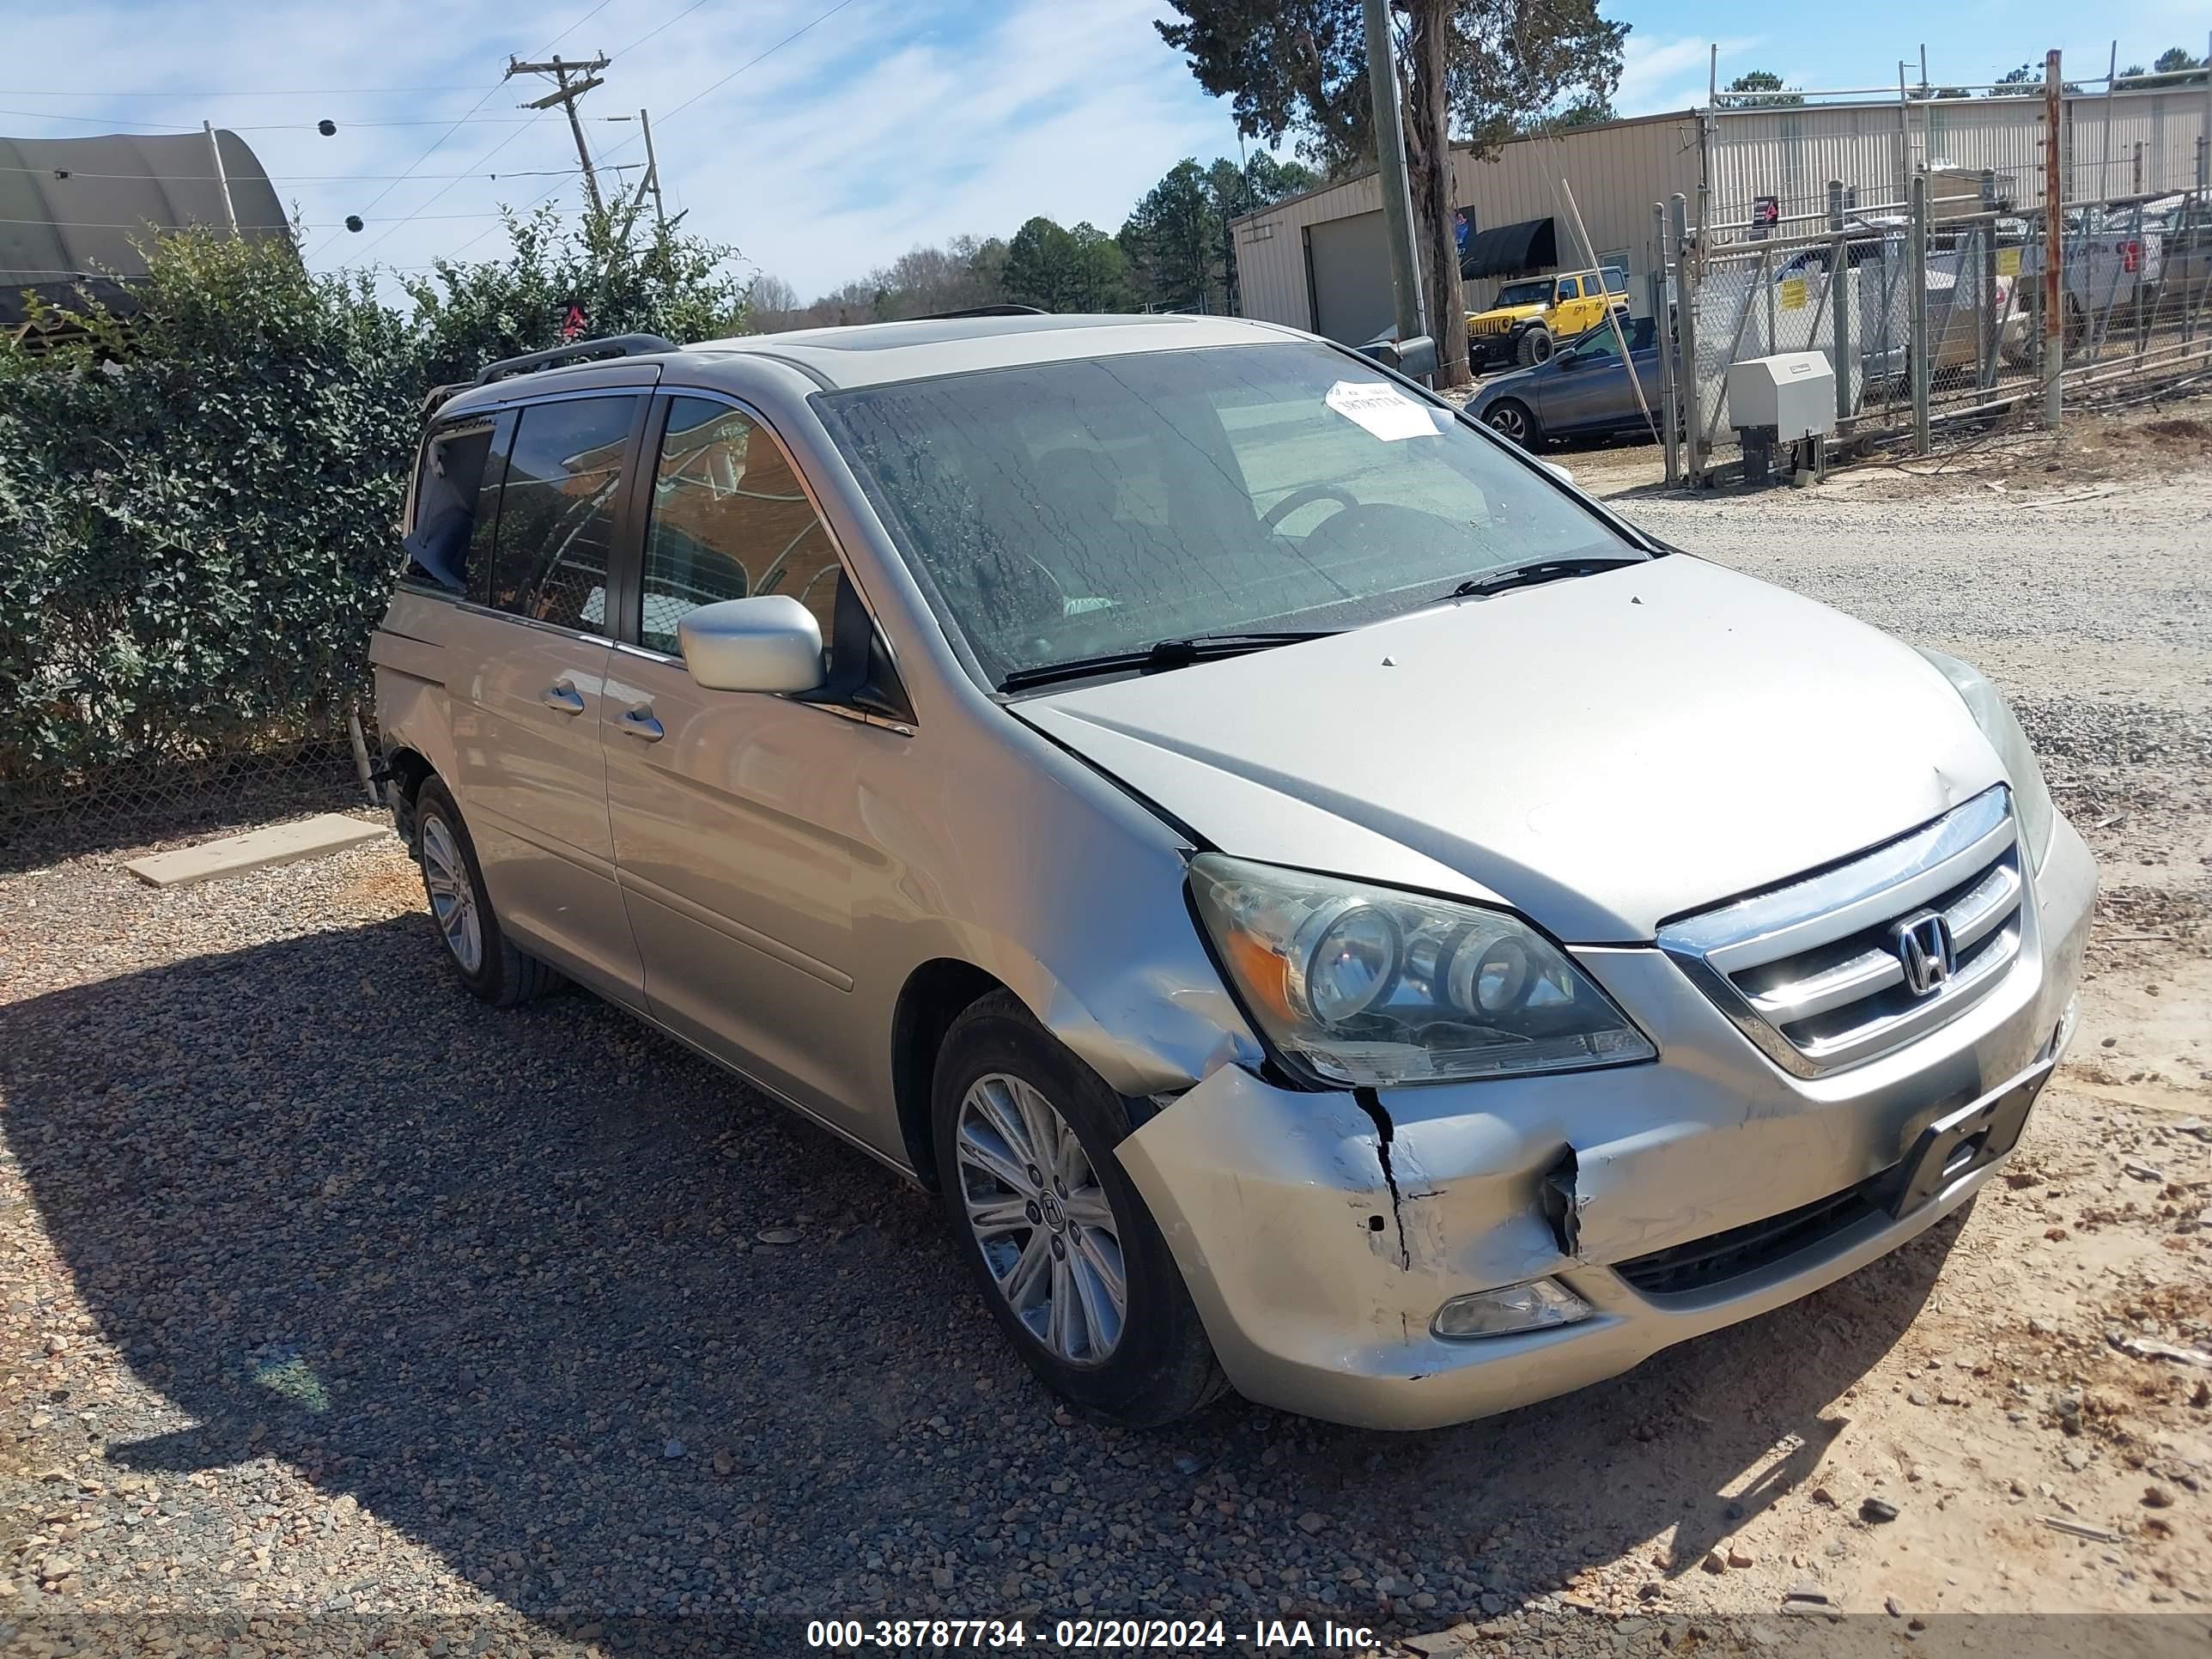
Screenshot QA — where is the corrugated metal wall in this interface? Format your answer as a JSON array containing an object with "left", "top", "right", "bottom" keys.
[
  {"left": 1232, "top": 111, "right": 1701, "bottom": 336},
  {"left": 1233, "top": 83, "right": 2211, "bottom": 337}
]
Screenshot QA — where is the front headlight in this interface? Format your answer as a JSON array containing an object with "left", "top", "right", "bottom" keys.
[
  {"left": 1188, "top": 855, "right": 1656, "bottom": 1088},
  {"left": 1917, "top": 648, "right": 2057, "bottom": 870}
]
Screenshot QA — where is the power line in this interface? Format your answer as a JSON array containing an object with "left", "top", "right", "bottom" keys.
[
  {"left": 605, "top": 0, "right": 719, "bottom": 60},
  {"left": 659, "top": 0, "right": 860, "bottom": 124},
  {"left": 0, "top": 106, "right": 618, "bottom": 132},
  {"left": 3, "top": 211, "right": 522, "bottom": 228},
  {"left": 329, "top": 0, "right": 621, "bottom": 264},
  {"left": 446, "top": 0, "right": 860, "bottom": 260},
  {"left": 303, "top": 0, "right": 618, "bottom": 264},
  {"left": 0, "top": 85, "right": 490, "bottom": 99},
  {"left": 0, "top": 163, "right": 587, "bottom": 182}
]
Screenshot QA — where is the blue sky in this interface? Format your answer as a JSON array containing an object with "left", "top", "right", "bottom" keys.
[{"left": 4, "top": 1, "right": 2207, "bottom": 300}]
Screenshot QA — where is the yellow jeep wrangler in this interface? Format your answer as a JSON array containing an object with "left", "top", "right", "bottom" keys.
[{"left": 1467, "top": 267, "right": 1628, "bottom": 369}]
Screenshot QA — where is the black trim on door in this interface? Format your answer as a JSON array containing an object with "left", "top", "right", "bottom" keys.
[{"left": 599, "top": 392, "right": 657, "bottom": 652}]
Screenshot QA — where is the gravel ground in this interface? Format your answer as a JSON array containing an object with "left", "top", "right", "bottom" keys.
[{"left": 3, "top": 411, "right": 2209, "bottom": 1659}]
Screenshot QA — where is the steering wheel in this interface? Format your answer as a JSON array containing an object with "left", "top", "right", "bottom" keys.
[{"left": 1262, "top": 483, "right": 1359, "bottom": 531}]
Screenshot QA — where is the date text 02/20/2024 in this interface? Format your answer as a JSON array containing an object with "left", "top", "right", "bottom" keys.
[{"left": 805, "top": 1618, "right": 1380, "bottom": 1650}]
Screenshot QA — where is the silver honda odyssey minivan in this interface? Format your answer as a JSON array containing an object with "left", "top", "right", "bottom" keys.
[{"left": 374, "top": 313, "right": 2094, "bottom": 1431}]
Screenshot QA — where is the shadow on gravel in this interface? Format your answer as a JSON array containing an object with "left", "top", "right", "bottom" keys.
[{"left": 0, "top": 911, "right": 1956, "bottom": 1629}]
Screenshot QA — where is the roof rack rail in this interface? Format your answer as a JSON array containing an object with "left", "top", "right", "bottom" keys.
[
  {"left": 915, "top": 304, "right": 1048, "bottom": 320},
  {"left": 472, "top": 331, "right": 677, "bottom": 387}
]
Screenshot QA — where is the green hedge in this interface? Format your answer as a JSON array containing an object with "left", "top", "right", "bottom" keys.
[{"left": 0, "top": 212, "right": 744, "bottom": 814}]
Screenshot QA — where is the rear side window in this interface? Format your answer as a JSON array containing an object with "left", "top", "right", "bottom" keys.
[
  {"left": 402, "top": 417, "right": 503, "bottom": 592},
  {"left": 486, "top": 395, "right": 638, "bottom": 634}
]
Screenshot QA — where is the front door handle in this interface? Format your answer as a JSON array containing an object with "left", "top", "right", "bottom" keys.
[
  {"left": 540, "top": 683, "right": 586, "bottom": 714},
  {"left": 619, "top": 708, "right": 665, "bottom": 743}
]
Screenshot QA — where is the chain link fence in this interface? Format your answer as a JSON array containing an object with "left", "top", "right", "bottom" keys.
[
  {"left": 1660, "top": 175, "right": 2212, "bottom": 483},
  {"left": 0, "top": 703, "right": 380, "bottom": 871}
]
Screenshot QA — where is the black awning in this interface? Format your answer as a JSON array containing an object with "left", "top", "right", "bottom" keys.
[{"left": 1460, "top": 216, "right": 1557, "bottom": 281}]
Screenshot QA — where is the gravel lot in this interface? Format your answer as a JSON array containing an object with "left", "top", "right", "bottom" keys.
[{"left": 3, "top": 410, "right": 2209, "bottom": 1659}]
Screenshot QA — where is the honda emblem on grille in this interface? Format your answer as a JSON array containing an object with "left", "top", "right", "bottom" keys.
[{"left": 1892, "top": 911, "right": 1956, "bottom": 997}]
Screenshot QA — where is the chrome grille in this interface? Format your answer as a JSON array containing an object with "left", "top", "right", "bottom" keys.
[{"left": 1657, "top": 788, "right": 2026, "bottom": 1078}]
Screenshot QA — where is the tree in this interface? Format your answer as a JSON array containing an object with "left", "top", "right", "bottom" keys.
[
  {"left": 1986, "top": 64, "right": 2083, "bottom": 97},
  {"left": 747, "top": 273, "right": 801, "bottom": 332},
  {"left": 1158, "top": 0, "right": 1626, "bottom": 389},
  {"left": 1724, "top": 70, "right": 1803, "bottom": 108},
  {"left": 2120, "top": 48, "right": 2208, "bottom": 88},
  {"left": 1121, "top": 161, "right": 1223, "bottom": 312},
  {"left": 1001, "top": 217, "right": 1134, "bottom": 313},
  {"left": 404, "top": 203, "right": 747, "bottom": 386}
]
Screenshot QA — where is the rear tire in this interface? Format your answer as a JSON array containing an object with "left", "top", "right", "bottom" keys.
[
  {"left": 931, "top": 990, "right": 1226, "bottom": 1428},
  {"left": 1517, "top": 325, "right": 1553, "bottom": 366},
  {"left": 412, "top": 779, "right": 561, "bottom": 1007}
]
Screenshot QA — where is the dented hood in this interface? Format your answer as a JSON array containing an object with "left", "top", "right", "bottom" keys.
[{"left": 1015, "top": 556, "right": 2004, "bottom": 942}]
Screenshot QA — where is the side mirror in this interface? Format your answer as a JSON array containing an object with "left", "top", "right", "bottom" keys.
[
  {"left": 676, "top": 595, "right": 826, "bottom": 695},
  {"left": 1553, "top": 351, "right": 1577, "bottom": 370}
]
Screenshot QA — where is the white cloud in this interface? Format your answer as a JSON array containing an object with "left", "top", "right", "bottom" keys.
[
  {"left": 1617, "top": 34, "right": 1764, "bottom": 116},
  {"left": 0, "top": 0, "right": 1239, "bottom": 299}
]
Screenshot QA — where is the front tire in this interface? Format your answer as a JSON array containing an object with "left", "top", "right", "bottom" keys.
[
  {"left": 931, "top": 991, "right": 1224, "bottom": 1428},
  {"left": 1484, "top": 398, "right": 1538, "bottom": 447},
  {"left": 1517, "top": 325, "right": 1553, "bottom": 366},
  {"left": 412, "top": 779, "right": 561, "bottom": 1007}
]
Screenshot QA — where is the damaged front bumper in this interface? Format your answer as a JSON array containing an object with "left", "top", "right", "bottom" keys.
[{"left": 1115, "top": 813, "right": 2095, "bottom": 1431}]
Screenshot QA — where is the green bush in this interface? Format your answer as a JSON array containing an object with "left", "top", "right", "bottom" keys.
[
  {"left": 0, "top": 212, "right": 746, "bottom": 811},
  {"left": 0, "top": 234, "right": 416, "bottom": 798}
]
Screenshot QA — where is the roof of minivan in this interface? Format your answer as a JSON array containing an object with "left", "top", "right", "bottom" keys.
[{"left": 687, "top": 311, "right": 1310, "bottom": 390}]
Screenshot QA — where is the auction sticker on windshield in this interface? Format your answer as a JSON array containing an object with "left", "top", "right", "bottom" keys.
[{"left": 1325, "top": 380, "right": 1437, "bottom": 441}]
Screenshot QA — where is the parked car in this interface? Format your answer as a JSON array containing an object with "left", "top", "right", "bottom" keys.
[
  {"left": 1468, "top": 315, "right": 1666, "bottom": 446},
  {"left": 378, "top": 313, "right": 2094, "bottom": 1431},
  {"left": 1465, "top": 265, "right": 1628, "bottom": 369}
]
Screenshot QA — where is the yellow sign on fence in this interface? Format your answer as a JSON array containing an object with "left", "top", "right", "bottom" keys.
[
  {"left": 1779, "top": 276, "right": 1809, "bottom": 312},
  {"left": 1997, "top": 247, "right": 2022, "bottom": 277}
]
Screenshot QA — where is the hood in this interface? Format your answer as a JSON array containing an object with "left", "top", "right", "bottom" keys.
[{"left": 1015, "top": 556, "right": 2004, "bottom": 942}]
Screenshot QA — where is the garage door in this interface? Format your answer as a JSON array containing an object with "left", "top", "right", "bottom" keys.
[{"left": 1306, "top": 210, "right": 1395, "bottom": 344}]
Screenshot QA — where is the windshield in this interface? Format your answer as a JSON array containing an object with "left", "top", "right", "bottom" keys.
[
  {"left": 817, "top": 343, "right": 1642, "bottom": 685},
  {"left": 1492, "top": 279, "right": 1553, "bottom": 307}
]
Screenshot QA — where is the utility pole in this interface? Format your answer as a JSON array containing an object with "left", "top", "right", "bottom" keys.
[
  {"left": 638, "top": 108, "right": 666, "bottom": 230},
  {"left": 2043, "top": 48, "right": 2065, "bottom": 431},
  {"left": 507, "top": 52, "right": 611, "bottom": 217},
  {"left": 1363, "top": 0, "right": 1425, "bottom": 345}
]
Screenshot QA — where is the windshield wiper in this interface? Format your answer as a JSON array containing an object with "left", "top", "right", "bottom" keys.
[
  {"left": 998, "top": 631, "right": 1332, "bottom": 692},
  {"left": 1449, "top": 555, "right": 1647, "bottom": 601}
]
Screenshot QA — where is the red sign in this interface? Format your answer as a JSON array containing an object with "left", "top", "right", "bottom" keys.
[{"left": 2121, "top": 241, "right": 2141, "bottom": 273}]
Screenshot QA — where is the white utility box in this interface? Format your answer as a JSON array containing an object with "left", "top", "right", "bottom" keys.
[{"left": 1726, "top": 352, "right": 1836, "bottom": 441}]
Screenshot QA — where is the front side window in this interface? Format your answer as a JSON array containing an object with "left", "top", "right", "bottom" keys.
[
  {"left": 638, "top": 397, "right": 844, "bottom": 657},
  {"left": 1556, "top": 276, "right": 1582, "bottom": 300},
  {"left": 486, "top": 395, "right": 637, "bottom": 634},
  {"left": 819, "top": 343, "right": 1642, "bottom": 685}
]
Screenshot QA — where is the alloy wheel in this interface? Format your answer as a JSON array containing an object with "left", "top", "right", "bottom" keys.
[
  {"left": 420, "top": 815, "right": 484, "bottom": 974},
  {"left": 956, "top": 1072, "right": 1126, "bottom": 1365},
  {"left": 1486, "top": 403, "right": 1529, "bottom": 444}
]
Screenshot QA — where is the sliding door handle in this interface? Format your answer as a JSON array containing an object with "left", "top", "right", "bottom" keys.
[{"left": 618, "top": 708, "right": 665, "bottom": 743}]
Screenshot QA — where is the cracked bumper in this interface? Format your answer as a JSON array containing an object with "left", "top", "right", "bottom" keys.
[{"left": 1115, "top": 814, "right": 2095, "bottom": 1431}]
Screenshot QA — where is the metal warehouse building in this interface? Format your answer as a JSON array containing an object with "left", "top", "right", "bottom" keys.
[{"left": 1231, "top": 83, "right": 2211, "bottom": 346}]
